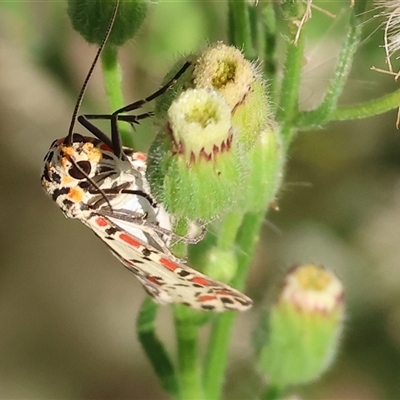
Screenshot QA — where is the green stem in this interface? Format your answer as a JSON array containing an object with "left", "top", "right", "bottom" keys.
[
  {"left": 101, "top": 45, "right": 134, "bottom": 147},
  {"left": 203, "top": 211, "right": 265, "bottom": 400},
  {"left": 330, "top": 88, "right": 400, "bottom": 122},
  {"left": 172, "top": 222, "right": 204, "bottom": 399},
  {"left": 137, "top": 298, "right": 178, "bottom": 397},
  {"left": 203, "top": 312, "right": 236, "bottom": 400},
  {"left": 174, "top": 306, "right": 204, "bottom": 400},
  {"left": 277, "top": 28, "right": 305, "bottom": 150},
  {"left": 228, "top": 0, "right": 255, "bottom": 58},
  {"left": 262, "top": 3, "right": 277, "bottom": 101},
  {"left": 217, "top": 212, "right": 244, "bottom": 251},
  {"left": 295, "top": 9, "right": 362, "bottom": 130}
]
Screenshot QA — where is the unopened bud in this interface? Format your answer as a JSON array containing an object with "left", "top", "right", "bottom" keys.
[
  {"left": 68, "top": 0, "right": 148, "bottom": 47},
  {"left": 258, "top": 264, "right": 344, "bottom": 388},
  {"left": 203, "top": 248, "right": 238, "bottom": 283},
  {"left": 193, "top": 42, "right": 270, "bottom": 150},
  {"left": 147, "top": 89, "right": 243, "bottom": 221},
  {"left": 239, "top": 126, "right": 284, "bottom": 213}
]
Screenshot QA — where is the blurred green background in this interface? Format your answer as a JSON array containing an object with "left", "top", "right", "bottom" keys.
[{"left": 1, "top": 1, "right": 399, "bottom": 399}]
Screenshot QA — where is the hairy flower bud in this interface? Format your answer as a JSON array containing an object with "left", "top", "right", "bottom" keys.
[
  {"left": 203, "top": 248, "right": 238, "bottom": 283},
  {"left": 67, "top": 0, "right": 148, "bottom": 46},
  {"left": 193, "top": 42, "right": 270, "bottom": 150},
  {"left": 147, "top": 89, "right": 243, "bottom": 221},
  {"left": 240, "top": 126, "right": 284, "bottom": 212},
  {"left": 257, "top": 264, "right": 344, "bottom": 388}
]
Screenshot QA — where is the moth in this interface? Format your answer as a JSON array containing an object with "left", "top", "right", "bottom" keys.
[{"left": 41, "top": 0, "right": 252, "bottom": 312}]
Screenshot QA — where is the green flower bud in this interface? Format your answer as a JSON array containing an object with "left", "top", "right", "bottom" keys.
[
  {"left": 258, "top": 264, "right": 344, "bottom": 388},
  {"left": 193, "top": 42, "right": 254, "bottom": 110},
  {"left": 168, "top": 89, "right": 231, "bottom": 161},
  {"left": 147, "top": 88, "right": 243, "bottom": 221},
  {"left": 240, "top": 126, "right": 285, "bottom": 213},
  {"left": 193, "top": 42, "right": 270, "bottom": 150},
  {"left": 67, "top": 0, "right": 148, "bottom": 47},
  {"left": 203, "top": 248, "right": 238, "bottom": 283}
]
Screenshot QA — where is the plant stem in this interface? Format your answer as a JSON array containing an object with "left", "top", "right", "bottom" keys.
[
  {"left": 331, "top": 88, "right": 400, "bottom": 122},
  {"left": 172, "top": 221, "right": 204, "bottom": 399},
  {"left": 262, "top": 3, "right": 278, "bottom": 100},
  {"left": 277, "top": 29, "right": 305, "bottom": 150},
  {"left": 295, "top": 8, "right": 362, "bottom": 130},
  {"left": 203, "top": 211, "right": 265, "bottom": 400},
  {"left": 174, "top": 306, "right": 204, "bottom": 400},
  {"left": 137, "top": 298, "right": 178, "bottom": 397},
  {"left": 217, "top": 212, "right": 244, "bottom": 251},
  {"left": 228, "top": 0, "right": 255, "bottom": 59},
  {"left": 203, "top": 312, "right": 236, "bottom": 400},
  {"left": 101, "top": 45, "right": 134, "bottom": 147}
]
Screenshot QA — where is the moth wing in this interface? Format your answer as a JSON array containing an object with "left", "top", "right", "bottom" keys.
[{"left": 83, "top": 212, "right": 252, "bottom": 312}]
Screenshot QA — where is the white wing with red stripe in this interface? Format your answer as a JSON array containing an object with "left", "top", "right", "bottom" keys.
[{"left": 82, "top": 211, "right": 252, "bottom": 312}]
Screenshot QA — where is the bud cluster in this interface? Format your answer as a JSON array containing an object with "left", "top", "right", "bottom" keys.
[{"left": 147, "top": 42, "right": 284, "bottom": 221}]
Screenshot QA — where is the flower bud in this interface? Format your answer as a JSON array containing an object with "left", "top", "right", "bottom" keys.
[
  {"left": 193, "top": 42, "right": 270, "bottom": 150},
  {"left": 67, "top": 0, "right": 148, "bottom": 47},
  {"left": 257, "top": 264, "right": 344, "bottom": 388},
  {"left": 169, "top": 89, "right": 232, "bottom": 161},
  {"left": 203, "top": 248, "right": 238, "bottom": 283},
  {"left": 147, "top": 88, "right": 243, "bottom": 221},
  {"left": 239, "top": 126, "right": 284, "bottom": 213}
]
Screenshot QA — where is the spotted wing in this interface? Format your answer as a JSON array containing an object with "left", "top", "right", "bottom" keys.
[{"left": 82, "top": 211, "right": 252, "bottom": 312}]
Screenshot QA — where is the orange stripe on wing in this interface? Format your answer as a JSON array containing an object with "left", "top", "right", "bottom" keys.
[
  {"left": 148, "top": 276, "right": 161, "bottom": 285},
  {"left": 119, "top": 233, "right": 140, "bottom": 248},
  {"left": 95, "top": 217, "right": 108, "bottom": 227},
  {"left": 160, "top": 257, "right": 178, "bottom": 271},
  {"left": 192, "top": 276, "right": 212, "bottom": 286},
  {"left": 198, "top": 295, "right": 217, "bottom": 302}
]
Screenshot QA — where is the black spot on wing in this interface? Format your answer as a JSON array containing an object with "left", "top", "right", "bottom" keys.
[
  {"left": 41, "top": 167, "right": 50, "bottom": 183},
  {"left": 52, "top": 187, "right": 69, "bottom": 201},
  {"left": 169, "top": 283, "right": 190, "bottom": 287},
  {"left": 142, "top": 248, "right": 151, "bottom": 257},
  {"left": 236, "top": 297, "right": 252, "bottom": 306},
  {"left": 62, "top": 199, "right": 74, "bottom": 208},
  {"left": 131, "top": 258, "right": 144, "bottom": 264},
  {"left": 178, "top": 270, "right": 191, "bottom": 277},
  {"left": 44, "top": 151, "right": 54, "bottom": 162},
  {"left": 220, "top": 297, "right": 234, "bottom": 304},
  {"left": 105, "top": 226, "right": 118, "bottom": 235},
  {"left": 52, "top": 172, "right": 61, "bottom": 184},
  {"left": 201, "top": 304, "right": 215, "bottom": 311}
]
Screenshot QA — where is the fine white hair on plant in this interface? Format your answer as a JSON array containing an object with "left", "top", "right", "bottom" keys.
[
  {"left": 375, "top": 0, "right": 400, "bottom": 72},
  {"left": 292, "top": 0, "right": 338, "bottom": 45}
]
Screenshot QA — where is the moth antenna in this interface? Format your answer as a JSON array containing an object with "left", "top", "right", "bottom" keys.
[{"left": 65, "top": 0, "right": 120, "bottom": 145}]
